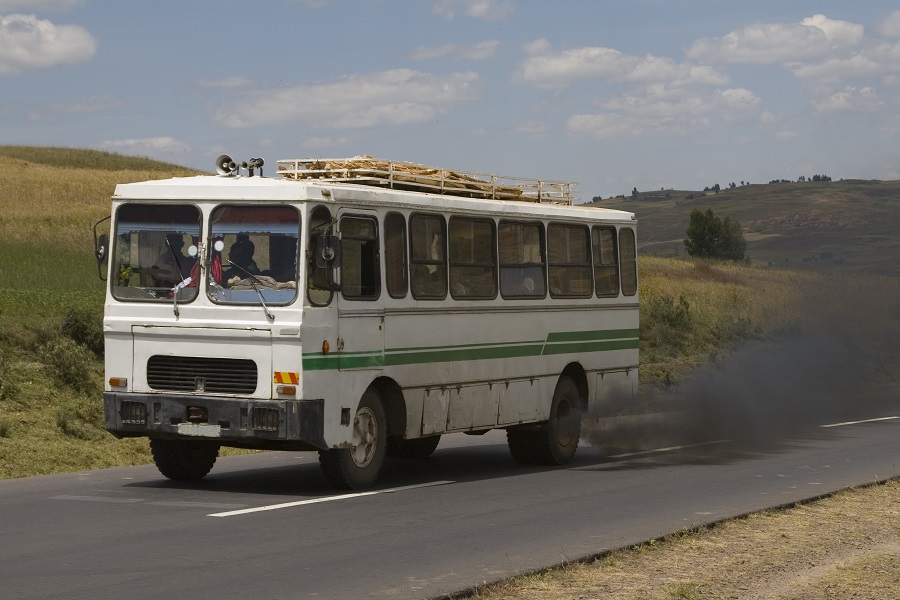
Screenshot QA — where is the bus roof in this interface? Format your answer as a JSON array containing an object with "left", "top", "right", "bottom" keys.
[{"left": 114, "top": 174, "right": 636, "bottom": 223}]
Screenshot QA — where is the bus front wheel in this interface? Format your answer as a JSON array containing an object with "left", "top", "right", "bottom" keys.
[
  {"left": 319, "top": 389, "right": 387, "bottom": 490},
  {"left": 149, "top": 438, "right": 220, "bottom": 481}
]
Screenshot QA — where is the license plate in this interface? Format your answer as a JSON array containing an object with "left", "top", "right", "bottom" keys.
[{"left": 177, "top": 423, "right": 222, "bottom": 438}]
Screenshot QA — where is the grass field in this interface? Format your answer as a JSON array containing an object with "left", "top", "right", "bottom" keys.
[
  {"left": 1, "top": 146, "right": 898, "bottom": 598},
  {"left": 0, "top": 146, "right": 200, "bottom": 477}
]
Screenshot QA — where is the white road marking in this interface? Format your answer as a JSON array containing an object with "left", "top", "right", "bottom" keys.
[
  {"left": 607, "top": 440, "right": 730, "bottom": 460},
  {"left": 207, "top": 480, "right": 455, "bottom": 518},
  {"left": 820, "top": 416, "right": 899, "bottom": 428}
]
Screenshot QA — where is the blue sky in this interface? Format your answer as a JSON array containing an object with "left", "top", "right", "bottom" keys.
[{"left": 2, "top": 1, "right": 899, "bottom": 199}]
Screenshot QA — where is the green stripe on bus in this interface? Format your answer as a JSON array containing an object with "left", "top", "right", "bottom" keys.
[
  {"left": 301, "top": 329, "right": 638, "bottom": 371},
  {"left": 545, "top": 328, "right": 639, "bottom": 343}
]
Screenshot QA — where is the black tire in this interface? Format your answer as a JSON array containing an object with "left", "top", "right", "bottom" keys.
[
  {"left": 507, "top": 376, "right": 582, "bottom": 466},
  {"left": 319, "top": 389, "right": 386, "bottom": 490},
  {"left": 386, "top": 434, "right": 441, "bottom": 458},
  {"left": 506, "top": 429, "right": 540, "bottom": 465},
  {"left": 149, "top": 438, "right": 220, "bottom": 481}
]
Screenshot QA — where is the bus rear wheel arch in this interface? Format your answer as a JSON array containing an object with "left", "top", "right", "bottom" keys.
[{"left": 318, "top": 388, "right": 387, "bottom": 490}]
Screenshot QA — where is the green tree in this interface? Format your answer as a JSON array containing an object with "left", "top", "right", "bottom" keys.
[{"left": 683, "top": 208, "right": 746, "bottom": 260}]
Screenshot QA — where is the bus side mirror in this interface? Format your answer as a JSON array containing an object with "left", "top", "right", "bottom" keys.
[
  {"left": 96, "top": 233, "right": 109, "bottom": 266},
  {"left": 315, "top": 234, "right": 341, "bottom": 269}
]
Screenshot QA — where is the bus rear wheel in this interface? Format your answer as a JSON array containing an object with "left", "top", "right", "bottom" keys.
[
  {"left": 507, "top": 376, "right": 582, "bottom": 466},
  {"left": 319, "top": 389, "right": 386, "bottom": 490},
  {"left": 149, "top": 438, "right": 220, "bottom": 481}
]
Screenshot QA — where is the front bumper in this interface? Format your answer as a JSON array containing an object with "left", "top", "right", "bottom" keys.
[{"left": 103, "top": 392, "right": 326, "bottom": 450}]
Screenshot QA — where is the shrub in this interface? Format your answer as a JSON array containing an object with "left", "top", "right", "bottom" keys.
[
  {"left": 684, "top": 208, "right": 746, "bottom": 260},
  {"left": 642, "top": 293, "right": 694, "bottom": 352},
  {"left": 56, "top": 404, "right": 104, "bottom": 440},
  {"left": 61, "top": 306, "right": 104, "bottom": 357},
  {"left": 41, "top": 337, "right": 99, "bottom": 393}
]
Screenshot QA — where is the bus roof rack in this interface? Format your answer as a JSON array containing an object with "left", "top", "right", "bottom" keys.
[{"left": 276, "top": 156, "right": 576, "bottom": 204}]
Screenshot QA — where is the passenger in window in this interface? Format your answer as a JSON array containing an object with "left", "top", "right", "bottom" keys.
[
  {"left": 151, "top": 233, "right": 195, "bottom": 287},
  {"left": 224, "top": 235, "right": 260, "bottom": 284},
  {"left": 520, "top": 276, "right": 535, "bottom": 295}
]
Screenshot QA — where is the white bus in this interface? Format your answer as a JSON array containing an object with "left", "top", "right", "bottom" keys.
[{"left": 97, "top": 156, "right": 639, "bottom": 489}]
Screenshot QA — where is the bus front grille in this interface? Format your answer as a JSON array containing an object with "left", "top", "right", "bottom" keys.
[{"left": 147, "top": 356, "right": 258, "bottom": 395}]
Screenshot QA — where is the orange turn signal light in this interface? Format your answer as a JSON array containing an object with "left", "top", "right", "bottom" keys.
[
  {"left": 276, "top": 385, "right": 297, "bottom": 395},
  {"left": 322, "top": 340, "right": 330, "bottom": 355},
  {"left": 109, "top": 377, "right": 128, "bottom": 387}
]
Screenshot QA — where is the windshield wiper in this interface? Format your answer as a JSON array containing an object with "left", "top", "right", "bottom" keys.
[
  {"left": 166, "top": 237, "right": 189, "bottom": 318},
  {"left": 224, "top": 260, "right": 275, "bottom": 322}
]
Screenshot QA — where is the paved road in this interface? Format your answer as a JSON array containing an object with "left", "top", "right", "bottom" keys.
[{"left": 1, "top": 413, "right": 898, "bottom": 599}]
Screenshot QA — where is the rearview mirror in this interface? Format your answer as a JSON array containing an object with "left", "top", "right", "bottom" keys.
[
  {"left": 315, "top": 234, "right": 342, "bottom": 268},
  {"left": 93, "top": 216, "right": 111, "bottom": 281}
]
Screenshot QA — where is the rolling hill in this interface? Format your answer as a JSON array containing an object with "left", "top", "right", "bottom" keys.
[{"left": 592, "top": 180, "right": 900, "bottom": 275}]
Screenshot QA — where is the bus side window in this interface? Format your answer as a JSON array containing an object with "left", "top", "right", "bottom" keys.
[
  {"left": 619, "top": 227, "right": 638, "bottom": 296},
  {"left": 548, "top": 223, "right": 592, "bottom": 298},
  {"left": 385, "top": 212, "right": 408, "bottom": 298},
  {"left": 410, "top": 214, "right": 447, "bottom": 300},
  {"left": 449, "top": 217, "right": 497, "bottom": 299},
  {"left": 341, "top": 216, "right": 380, "bottom": 300},
  {"left": 307, "top": 205, "right": 334, "bottom": 306},
  {"left": 592, "top": 226, "right": 619, "bottom": 297},
  {"left": 499, "top": 221, "right": 546, "bottom": 298}
]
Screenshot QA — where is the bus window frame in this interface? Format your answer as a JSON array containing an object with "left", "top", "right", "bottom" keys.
[
  {"left": 306, "top": 205, "right": 336, "bottom": 307},
  {"left": 207, "top": 204, "right": 302, "bottom": 307},
  {"left": 384, "top": 211, "right": 408, "bottom": 299},
  {"left": 448, "top": 216, "right": 498, "bottom": 301},
  {"left": 498, "top": 219, "right": 547, "bottom": 300},
  {"left": 592, "top": 225, "right": 620, "bottom": 298},
  {"left": 619, "top": 226, "right": 638, "bottom": 297},
  {"left": 409, "top": 212, "right": 448, "bottom": 301},
  {"left": 547, "top": 221, "right": 593, "bottom": 299},
  {"left": 110, "top": 202, "right": 202, "bottom": 304},
  {"left": 339, "top": 213, "right": 381, "bottom": 302}
]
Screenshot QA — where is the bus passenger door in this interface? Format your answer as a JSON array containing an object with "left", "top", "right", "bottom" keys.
[{"left": 336, "top": 211, "right": 385, "bottom": 371}]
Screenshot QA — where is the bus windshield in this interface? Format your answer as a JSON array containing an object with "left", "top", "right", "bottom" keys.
[
  {"left": 111, "top": 204, "right": 202, "bottom": 302},
  {"left": 206, "top": 205, "right": 300, "bottom": 305}
]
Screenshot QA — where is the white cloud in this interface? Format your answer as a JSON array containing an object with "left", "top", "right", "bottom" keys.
[
  {"left": 211, "top": 69, "right": 482, "bottom": 129},
  {"left": 433, "top": 0, "right": 513, "bottom": 21},
  {"left": 774, "top": 130, "right": 798, "bottom": 141},
  {"left": 878, "top": 11, "right": 900, "bottom": 38},
  {"left": 513, "top": 120, "right": 550, "bottom": 136},
  {"left": 411, "top": 40, "right": 499, "bottom": 61},
  {"left": 0, "top": 13, "right": 96, "bottom": 75},
  {"left": 102, "top": 136, "right": 192, "bottom": 157},
  {"left": 812, "top": 86, "right": 882, "bottom": 114},
  {"left": 686, "top": 14, "right": 864, "bottom": 65},
  {"left": 198, "top": 76, "right": 254, "bottom": 89},
  {"left": 788, "top": 53, "right": 885, "bottom": 82},
  {"left": 568, "top": 87, "right": 760, "bottom": 140},
  {"left": 515, "top": 40, "right": 727, "bottom": 88},
  {"left": 28, "top": 95, "right": 123, "bottom": 121}
]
